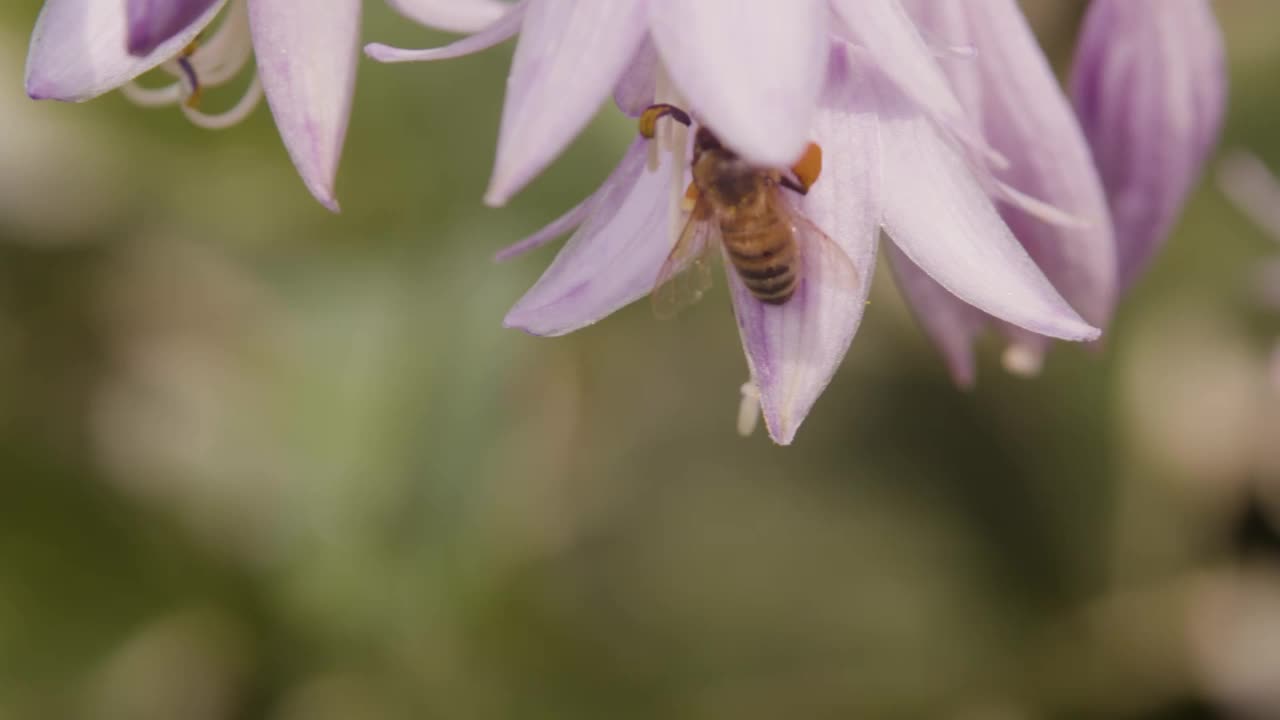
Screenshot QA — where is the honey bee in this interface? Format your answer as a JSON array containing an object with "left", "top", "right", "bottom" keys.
[{"left": 638, "top": 103, "right": 858, "bottom": 317}]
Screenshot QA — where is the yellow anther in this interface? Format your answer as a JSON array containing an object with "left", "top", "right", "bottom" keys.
[
  {"left": 791, "top": 142, "right": 823, "bottom": 192},
  {"left": 638, "top": 103, "right": 691, "bottom": 139}
]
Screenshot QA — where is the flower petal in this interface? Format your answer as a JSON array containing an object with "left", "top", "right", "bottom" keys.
[
  {"left": 613, "top": 35, "right": 659, "bottom": 118},
  {"left": 873, "top": 71, "right": 1099, "bottom": 342},
  {"left": 126, "top": 0, "right": 222, "bottom": 55},
  {"left": 493, "top": 194, "right": 592, "bottom": 262},
  {"left": 831, "top": 0, "right": 968, "bottom": 138},
  {"left": 727, "top": 49, "right": 881, "bottom": 445},
  {"left": 503, "top": 139, "right": 674, "bottom": 336},
  {"left": 885, "top": 247, "right": 985, "bottom": 387},
  {"left": 387, "top": 0, "right": 511, "bottom": 34},
  {"left": 485, "top": 0, "right": 648, "bottom": 205},
  {"left": 909, "top": 0, "right": 1116, "bottom": 332},
  {"left": 648, "top": 0, "right": 826, "bottom": 167},
  {"left": 1071, "top": 0, "right": 1226, "bottom": 289},
  {"left": 26, "top": 0, "right": 225, "bottom": 101},
  {"left": 249, "top": 0, "right": 361, "bottom": 212},
  {"left": 365, "top": 0, "right": 526, "bottom": 63}
]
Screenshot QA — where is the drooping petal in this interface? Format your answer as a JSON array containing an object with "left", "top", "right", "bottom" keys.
[
  {"left": 908, "top": 0, "right": 1116, "bottom": 335},
  {"left": 126, "top": 0, "right": 222, "bottom": 55},
  {"left": 873, "top": 70, "right": 1099, "bottom": 343},
  {"left": 249, "top": 0, "right": 361, "bottom": 212},
  {"left": 830, "top": 0, "right": 969, "bottom": 142},
  {"left": 387, "top": 0, "right": 511, "bottom": 34},
  {"left": 727, "top": 49, "right": 881, "bottom": 445},
  {"left": 1071, "top": 0, "right": 1226, "bottom": 289},
  {"left": 503, "top": 139, "right": 674, "bottom": 336},
  {"left": 26, "top": 0, "right": 226, "bottom": 101},
  {"left": 885, "top": 247, "right": 986, "bottom": 387},
  {"left": 613, "top": 35, "right": 659, "bottom": 118},
  {"left": 493, "top": 194, "right": 593, "bottom": 262},
  {"left": 648, "top": 0, "right": 825, "bottom": 167},
  {"left": 485, "top": 0, "right": 648, "bottom": 205},
  {"left": 365, "top": 0, "right": 526, "bottom": 63}
]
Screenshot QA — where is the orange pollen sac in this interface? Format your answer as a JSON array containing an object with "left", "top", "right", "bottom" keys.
[
  {"left": 681, "top": 182, "right": 700, "bottom": 212},
  {"left": 791, "top": 142, "right": 823, "bottom": 192}
]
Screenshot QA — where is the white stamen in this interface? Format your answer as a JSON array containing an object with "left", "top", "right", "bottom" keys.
[
  {"left": 937, "top": 43, "right": 977, "bottom": 59},
  {"left": 1002, "top": 343, "right": 1044, "bottom": 377},
  {"left": 651, "top": 62, "right": 690, "bottom": 250},
  {"left": 737, "top": 380, "right": 761, "bottom": 437},
  {"left": 995, "top": 180, "right": 1092, "bottom": 230},
  {"left": 120, "top": 0, "right": 260, "bottom": 131},
  {"left": 181, "top": 75, "right": 264, "bottom": 130},
  {"left": 188, "top": 0, "right": 253, "bottom": 86},
  {"left": 915, "top": 27, "right": 978, "bottom": 60},
  {"left": 954, "top": 125, "right": 1010, "bottom": 171},
  {"left": 121, "top": 79, "right": 186, "bottom": 107},
  {"left": 648, "top": 66, "right": 672, "bottom": 173}
]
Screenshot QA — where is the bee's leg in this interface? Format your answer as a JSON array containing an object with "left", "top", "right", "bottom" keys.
[
  {"left": 639, "top": 103, "right": 692, "bottom": 139},
  {"left": 778, "top": 177, "right": 809, "bottom": 195},
  {"left": 782, "top": 142, "right": 823, "bottom": 195}
]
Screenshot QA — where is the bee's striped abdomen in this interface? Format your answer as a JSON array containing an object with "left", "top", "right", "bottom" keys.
[{"left": 722, "top": 213, "right": 798, "bottom": 305}]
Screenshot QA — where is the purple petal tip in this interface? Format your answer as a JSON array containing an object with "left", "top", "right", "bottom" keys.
[{"left": 25, "top": 84, "right": 52, "bottom": 101}]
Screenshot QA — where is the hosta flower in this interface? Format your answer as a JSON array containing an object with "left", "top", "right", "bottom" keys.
[
  {"left": 25, "top": 0, "right": 362, "bottom": 211},
  {"left": 1071, "top": 0, "right": 1226, "bottom": 290},
  {"left": 372, "top": 0, "right": 1101, "bottom": 444},
  {"left": 893, "top": 0, "right": 1116, "bottom": 382},
  {"left": 1217, "top": 151, "right": 1280, "bottom": 393}
]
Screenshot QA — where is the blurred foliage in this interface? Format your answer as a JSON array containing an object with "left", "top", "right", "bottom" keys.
[{"left": 0, "top": 1, "right": 1278, "bottom": 718}]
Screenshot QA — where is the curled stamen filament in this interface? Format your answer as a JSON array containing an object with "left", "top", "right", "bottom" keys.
[
  {"left": 121, "top": 78, "right": 186, "bottom": 107},
  {"left": 120, "top": 0, "right": 261, "bottom": 129},
  {"left": 187, "top": 0, "right": 253, "bottom": 87},
  {"left": 182, "top": 74, "right": 263, "bottom": 129}
]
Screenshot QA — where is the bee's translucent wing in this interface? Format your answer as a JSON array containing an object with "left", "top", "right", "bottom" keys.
[
  {"left": 768, "top": 190, "right": 861, "bottom": 295},
  {"left": 651, "top": 198, "right": 721, "bottom": 319}
]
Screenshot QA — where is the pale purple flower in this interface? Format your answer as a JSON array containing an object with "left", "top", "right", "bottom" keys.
[
  {"left": 1071, "top": 0, "right": 1227, "bottom": 290},
  {"left": 25, "top": 0, "right": 364, "bottom": 211},
  {"left": 894, "top": 0, "right": 1116, "bottom": 383},
  {"left": 1217, "top": 151, "right": 1280, "bottom": 394},
  {"left": 371, "top": 0, "right": 1101, "bottom": 444}
]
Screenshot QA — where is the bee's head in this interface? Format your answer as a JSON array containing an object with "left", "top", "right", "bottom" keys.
[{"left": 693, "top": 127, "right": 760, "bottom": 205}]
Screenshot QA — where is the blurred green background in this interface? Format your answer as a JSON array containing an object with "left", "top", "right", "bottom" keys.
[{"left": 1, "top": 1, "right": 1279, "bottom": 718}]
